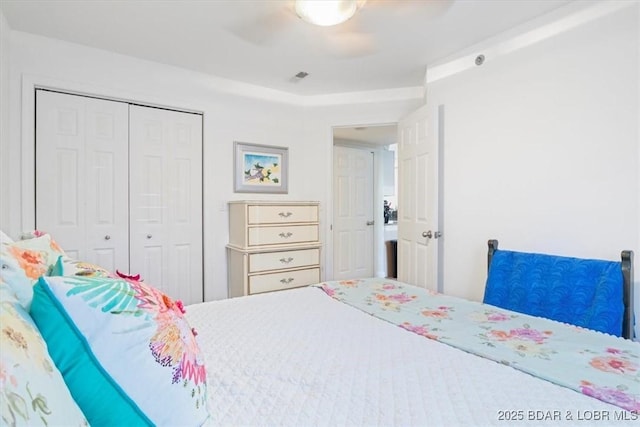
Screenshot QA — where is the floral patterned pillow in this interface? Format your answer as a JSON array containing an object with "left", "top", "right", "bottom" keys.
[
  {"left": 31, "top": 275, "right": 209, "bottom": 426},
  {"left": 0, "top": 233, "right": 65, "bottom": 310},
  {"left": 49, "top": 256, "right": 112, "bottom": 278},
  {"left": 0, "top": 279, "right": 88, "bottom": 426},
  {"left": 0, "top": 230, "right": 13, "bottom": 244}
]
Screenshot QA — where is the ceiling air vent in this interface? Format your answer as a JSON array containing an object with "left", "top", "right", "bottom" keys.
[{"left": 290, "top": 71, "right": 309, "bottom": 83}]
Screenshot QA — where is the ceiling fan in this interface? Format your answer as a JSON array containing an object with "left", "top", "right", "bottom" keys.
[
  {"left": 294, "top": 0, "right": 367, "bottom": 27},
  {"left": 228, "top": 0, "right": 453, "bottom": 58}
]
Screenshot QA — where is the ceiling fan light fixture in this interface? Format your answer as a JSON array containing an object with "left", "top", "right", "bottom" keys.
[{"left": 295, "top": 0, "right": 360, "bottom": 27}]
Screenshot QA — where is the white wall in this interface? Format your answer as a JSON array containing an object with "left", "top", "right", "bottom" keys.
[
  {"left": 0, "top": 9, "right": 11, "bottom": 234},
  {"left": 428, "top": 5, "right": 639, "bottom": 335},
  {"left": 1, "top": 30, "right": 421, "bottom": 301}
]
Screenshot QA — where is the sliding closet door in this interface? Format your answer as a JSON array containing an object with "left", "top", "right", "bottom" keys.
[
  {"left": 36, "top": 90, "right": 129, "bottom": 270},
  {"left": 128, "top": 106, "right": 203, "bottom": 304}
]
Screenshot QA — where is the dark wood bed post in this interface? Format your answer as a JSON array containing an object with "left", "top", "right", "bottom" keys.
[
  {"left": 487, "top": 239, "right": 499, "bottom": 272},
  {"left": 621, "top": 250, "right": 634, "bottom": 340}
]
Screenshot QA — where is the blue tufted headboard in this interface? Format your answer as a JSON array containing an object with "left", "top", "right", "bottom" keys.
[{"left": 484, "top": 240, "right": 634, "bottom": 339}]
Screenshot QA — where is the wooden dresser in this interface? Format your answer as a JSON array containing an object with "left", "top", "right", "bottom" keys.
[{"left": 227, "top": 201, "right": 321, "bottom": 297}]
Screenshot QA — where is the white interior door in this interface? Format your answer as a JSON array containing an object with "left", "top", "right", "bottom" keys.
[
  {"left": 397, "top": 104, "right": 440, "bottom": 290},
  {"left": 333, "top": 145, "right": 375, "bottom": 280},
  {"left": 36, "top": 90, "right": 129, "bottom": 270},
  {"left": 129, "top": 105, "right": 203, "bottom": 304}
]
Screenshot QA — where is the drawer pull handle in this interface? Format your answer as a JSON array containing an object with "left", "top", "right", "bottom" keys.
[
  {"left": 279, "top": 232, "right": 293, "bottom": 238},
  {"left": 280, "top": 277, "right": 294, "bottom": 284},
  {"left": 278, "top": 212, "right": 293, "bottom": 218},
  {"left": 279, "top": 257, "right": 294, "bottom": 264}
]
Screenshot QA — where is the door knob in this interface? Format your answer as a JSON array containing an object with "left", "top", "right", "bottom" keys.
[
  {"left": 104, "top": 235, "right": 111, "bottom": 240},
  {"left": 146, "top": 234, "right": 152, "bottom": 239},
  {"left": 366, "top": 220, "right": 375, "bottom": 226},
  {"left": 422, "top": 231, "right": 433, "bottom": 238}
]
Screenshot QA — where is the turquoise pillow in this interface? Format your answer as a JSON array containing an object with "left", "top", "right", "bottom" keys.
[
  {"left": 30, "top": 281, "right": 151, "bottom": 425},
  {"left": 31, "top": 276, "right": 209, "bottom": 426},
  {"left": 49, "top": 256, "right": 63, "bottom": 276}
]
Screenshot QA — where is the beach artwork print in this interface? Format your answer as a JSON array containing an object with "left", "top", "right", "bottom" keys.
[
  {"left": 234, "top": 142, "right": 288, "bottom": 193},
  {"left": 243, "top": 152, "right": 282, "bottom": 186}
]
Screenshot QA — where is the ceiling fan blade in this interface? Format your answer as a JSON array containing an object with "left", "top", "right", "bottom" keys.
[
  {"left": 366, "top": 0, "right": 453, "bottom": 19},
  {"left": 227, "top": 5, "right": 297, "bottom": 46},
  {"left": 323, "top": 31, "right": 378, "bottom": 58},
  {"left": 317, "top": 0, "right": 453, "bottom": 58},
  {"left": 316, "top": 12, "right": 378, "bottom": 58}
]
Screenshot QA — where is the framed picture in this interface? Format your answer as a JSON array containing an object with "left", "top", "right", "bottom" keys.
[{"left": 234, "top": 141, "right": 289, "bottom": 193}]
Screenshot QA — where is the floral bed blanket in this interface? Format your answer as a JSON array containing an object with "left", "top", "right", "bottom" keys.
[{"left": 316, "top": 278, "right": 640, "bottom": 412}]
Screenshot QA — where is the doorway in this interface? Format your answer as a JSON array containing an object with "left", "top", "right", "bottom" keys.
[{"left": 332, "top": 125, "right": 398, "bottom": 280}]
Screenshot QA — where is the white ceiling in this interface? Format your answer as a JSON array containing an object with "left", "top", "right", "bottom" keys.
[{"left": 0, "top": 0, "right": 573, "bottom": 96}]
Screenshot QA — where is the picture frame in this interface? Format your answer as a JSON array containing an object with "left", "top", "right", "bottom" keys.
[{"left": 234, "top": 141, "right": 289, "bottom": 193}]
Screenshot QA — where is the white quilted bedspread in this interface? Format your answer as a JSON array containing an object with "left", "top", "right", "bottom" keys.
[{"left": 186, "top": 287, "right": 631, "bottom": 426}]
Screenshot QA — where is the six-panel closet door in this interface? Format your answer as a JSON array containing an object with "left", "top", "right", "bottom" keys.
[
  {"left": 36, "top": 90, "right": 204, "bottom": 304},
  {"left": 36, "top": 90, "right": 130, "bottom": 270},
  {"left": 128, "top": 105, "right": 203, "bottom": 304}
]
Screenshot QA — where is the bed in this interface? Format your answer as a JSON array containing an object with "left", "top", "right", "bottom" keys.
[
  {"left": 187, "top": 281, "right": 638, "bottom": 426},
  {"left": 1, "top": 231, "right": 638, "bottom": 426}
]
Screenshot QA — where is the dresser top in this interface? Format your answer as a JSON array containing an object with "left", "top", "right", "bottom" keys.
[{"left": 228, "top": 200, "right": 319, "bottom": 206}]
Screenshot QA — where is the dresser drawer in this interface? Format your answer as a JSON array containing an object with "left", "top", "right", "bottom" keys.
[
  {"left": 249, "top": 267, "right": 320, "bottom": 294},
  {"left": 249, "top": 248, "right": 320, "bottom": 273},
  {"left": 248, "top": 204, "right": 318, "bottom": 224},
  {"left": 248, "top": 225, "right": 318, "bottom": 246}
]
